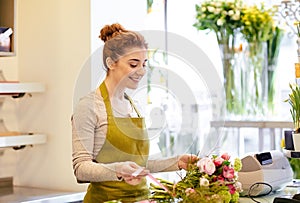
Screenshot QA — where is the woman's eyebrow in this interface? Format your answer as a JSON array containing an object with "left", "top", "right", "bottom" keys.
[
  {"left": 128, "top": 58, "right": 140, "bottom": 62},
  {"left": 128, "top": 58, "right": 148, "bottom": 63}
]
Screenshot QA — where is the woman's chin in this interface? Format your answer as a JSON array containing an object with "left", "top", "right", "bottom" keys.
[{"left": 127, "top": 83, "right": 139, "bottom": 89}]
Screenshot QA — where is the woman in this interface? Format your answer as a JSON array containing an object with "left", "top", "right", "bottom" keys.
[{"left": 72, "top": 23, "right": 197, "bottom": 203}]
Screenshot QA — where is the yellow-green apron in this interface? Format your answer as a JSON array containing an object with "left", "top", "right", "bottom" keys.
[{"left": 83, "top": 82, "right": 150, "bottom": 203}]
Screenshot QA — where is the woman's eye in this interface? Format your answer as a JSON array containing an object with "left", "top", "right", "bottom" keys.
[{"left": 130, "top": 64, "right": 138, "bottom": 68}]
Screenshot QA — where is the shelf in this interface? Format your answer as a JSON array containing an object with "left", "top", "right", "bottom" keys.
[
  {"left": 0, "top": 52, "right": 15, "bottom": 56},
  {"left": 0, "top": 134, "right": 47, "bottom": 148},
  {"left": 0, "top": 83, "right": 45, "bottom": 94}
]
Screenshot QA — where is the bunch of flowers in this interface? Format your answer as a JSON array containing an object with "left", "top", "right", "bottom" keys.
[
  {"left": 149, "top": 153, "right": 243, "bottom": 203},
  {"left": 193, "top": 0, "right": 244, "bottom": 43},
  {"left": 240, "top": 3, "right": 275, "bottom": 44},
  {"left": 194, "top": 0, "right": 245, "bottom": 116}
]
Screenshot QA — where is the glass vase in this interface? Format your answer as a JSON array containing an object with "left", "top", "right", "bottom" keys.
[
  {"left": 218, "top": 34, "right": 244, "bottom": 119},
  {"left": 267, "top": 64, "right": 277, "bottom": 115},
  {"left": 243, "top": 41, "right": 268, "bottom": 119}
]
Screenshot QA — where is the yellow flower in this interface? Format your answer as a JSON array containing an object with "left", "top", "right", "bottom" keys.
[{"left": 280, "top": 138, "right": 285, "bottom": 149}]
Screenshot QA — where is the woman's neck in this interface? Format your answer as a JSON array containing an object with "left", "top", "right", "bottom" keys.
[{"left": 104, "top": 77, "right": 125, "bottom": 100}]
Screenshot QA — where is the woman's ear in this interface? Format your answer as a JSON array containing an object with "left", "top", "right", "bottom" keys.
[{"left": 106, "top": 57, "right": 115, "bottom": 70}]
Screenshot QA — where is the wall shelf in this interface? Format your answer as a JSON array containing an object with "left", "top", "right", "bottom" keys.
[
  {"left": 0, "top": 83, "right": 45, "bottom": 94},
  {"left": 0, "top": 81, "right": 46, "bottom": 148},
  {"left": 0, "top": 134, "right": 46, "bottom": 148}
]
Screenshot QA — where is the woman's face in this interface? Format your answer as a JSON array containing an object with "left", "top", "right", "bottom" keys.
[{"left": 110, "top": 48, "right": 147, "bottom": 90}]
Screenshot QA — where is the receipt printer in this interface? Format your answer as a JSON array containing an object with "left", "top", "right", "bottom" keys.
[{"left": 238, "top": 150, "right": 293, "bottom": 196}]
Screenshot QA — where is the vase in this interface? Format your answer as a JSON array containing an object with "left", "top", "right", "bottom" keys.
[
  {"left": 292, "top": 132, "right": 300, "bottom": 151},
  {"left": 243, "top": 41, "right": 268, "bottom": 118},
  {"left": 267, "top": 65, "right": 276, "bottom": 115},
  {"left": 218, "top": 34, "right": 245, "bottom": 119}
]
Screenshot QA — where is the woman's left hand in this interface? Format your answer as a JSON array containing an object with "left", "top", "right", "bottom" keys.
[{"left": 178, "top": 154, "right": 199, "bottom": 170}]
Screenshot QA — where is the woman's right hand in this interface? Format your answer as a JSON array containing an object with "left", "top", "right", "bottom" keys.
[{"left": 115, "top": 161, "right": 149, "bottom": 185}]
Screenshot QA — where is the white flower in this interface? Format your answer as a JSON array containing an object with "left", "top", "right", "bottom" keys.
[
  {"left": 235, "top": 181, "right": 243, "bottom": 192},
  {"left": 214, "top": 8, "right": 222, "bottom": 15},
  {"left": 199, "top": 177, "right": 210, "bottom": 187},
  {"left": 222, "top": 10, "right": 228, "bottom": 16},
  {"left": 231, "top": 14, "right": 240, "bottom": 20},
  {"left": 217, "top": 18, "right": 225, "bottom": 26},
  {"left": 201, "top": 7, "right": 207, "bottom": 12},
  {"left": 207, "top": 6, "right": 215, "bottom": 13},
  {"left": 215, "top": 2, "right": 222, "bottom": 7},
  {"left": 228, "top": 10, "right": 234, "bottom": 16}
]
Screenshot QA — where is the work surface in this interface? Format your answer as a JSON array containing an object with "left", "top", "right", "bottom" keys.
[
  {"left": 0, "top": 183, "right": 299, "bottom": 203},
  {"left": 239, "top": 185, "right": 300, "bottom": 203}
]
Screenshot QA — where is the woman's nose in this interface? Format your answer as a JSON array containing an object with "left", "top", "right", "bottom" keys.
[{"left": 136, "top": 66, "right": 146, "bottom": 75}]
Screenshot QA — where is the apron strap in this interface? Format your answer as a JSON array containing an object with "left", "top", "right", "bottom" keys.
[
  {"left": 124, "top": 92, "right": 142, "bottom": 118},
  {"left": 100, "top": 82, "right": 142, "bottom": 118},
  {"left": 99, "top": 82, "right": 113, "bottom": 116}
]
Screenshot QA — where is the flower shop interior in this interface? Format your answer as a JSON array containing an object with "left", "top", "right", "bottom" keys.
[{"left": 1, "top": 0, "right": 300, "bottom": 202}]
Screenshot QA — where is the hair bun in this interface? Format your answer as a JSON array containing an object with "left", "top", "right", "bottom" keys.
[{"left": 99, "top": 23, "right": 127, "bottom": 42}]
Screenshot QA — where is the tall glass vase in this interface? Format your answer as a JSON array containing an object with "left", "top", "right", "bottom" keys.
[
  {"left": 244, "top": 41, "right": 268, "bottom": 118},
  {"left": 218, "top": 34, "right": 244, "bottom": 119},
  {"left": 267, "top": 64, "right": 276, "bottom": 115}
]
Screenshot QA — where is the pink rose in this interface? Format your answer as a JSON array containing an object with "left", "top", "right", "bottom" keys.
[
  {"left": 217, "top": 175, "right": 225, "bottom": 183},
  {"left": 213, "top": 157, "right": 224, "bottom": 167},
  {"left": 197, "top": 157, "right": 216, "bottom": 175},
  {"left": 223, "top": 165, "right": 234, "bottom": 179},
  {"left": 221, "top": 153, "right": 230, "bottom": 160},
  {"left": 227, "top": 184, "right": 236, "bottom": 194}
]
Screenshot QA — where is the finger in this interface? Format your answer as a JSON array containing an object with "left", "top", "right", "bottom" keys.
[
  {"left": 138, "top": 169, "right": 150, "bottom": 176},
  {"left": 132, "top": 167, "right": 144, "bottom": 177},
  {"left": 126, "top": 178, "right": 141, "bottom": 185}
]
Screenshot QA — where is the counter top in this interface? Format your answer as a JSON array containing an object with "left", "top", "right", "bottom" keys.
[
  {"left": 0, "top": 186, "right": 85, "bottom": 203},
  {"left": 239, "top": 185, "right": 300, "bottom": 203},
  {"left": 1, "top": 185, "right": 298, "bottom": 203}
]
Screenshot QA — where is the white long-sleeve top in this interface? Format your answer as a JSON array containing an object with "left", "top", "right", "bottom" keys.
[{"left": 72, "top": 88, "right": 179, "bottom": 183}]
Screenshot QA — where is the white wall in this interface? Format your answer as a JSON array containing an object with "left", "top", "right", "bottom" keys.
[{"left": 0, "top": 0, "right": 90, "bottom": 192}]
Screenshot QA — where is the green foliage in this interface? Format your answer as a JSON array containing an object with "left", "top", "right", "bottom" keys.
[
  {"left": 267, "top": 26, "right": 285, "bottom": 67},
  {"left": 285, "top": 84, "right": 300, "bottom": 132},
  {"left": 295, "top": 21, "right": 300, "bottom": 37},
  {"left": 289, "top": 158, "right": 300, "bottom": 179},
  {"left": 147, "top": 0, "right": 154, "bottom": 13}
]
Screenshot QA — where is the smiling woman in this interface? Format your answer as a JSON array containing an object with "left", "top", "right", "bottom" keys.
[{"left": 71, "top": 23, "right": 198, "bottom": 203}]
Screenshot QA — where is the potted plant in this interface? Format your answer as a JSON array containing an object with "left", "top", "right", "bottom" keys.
[
  {"left": 285, "top": 83, "right": 300, "bottom": 179},
  {"left": 285, "top": 83, "right": 300, "bottom": 135}
]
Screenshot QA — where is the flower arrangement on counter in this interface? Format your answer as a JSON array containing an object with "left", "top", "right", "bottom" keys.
[{"left": 149, "top": 153, "right": 243, "bottom": 203}]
